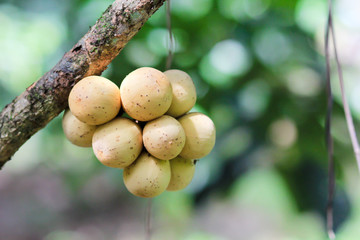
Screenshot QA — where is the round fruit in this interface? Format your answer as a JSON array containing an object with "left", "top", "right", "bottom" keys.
[
  {"left": 179, "top": 112, "right": 216, "bottom": 159},
  {"left": 167, "top": 156, "right": 196, "bottom": 191},
  {"left": 68, "top": 76, "right": 121, "bottom": 125},
  {"left": 62, "top": 109, "right": 97, "bottom": 147},
  {"left": 143, "top": 115, "right": 185, "bottom": 160},
  {"left": 123, "top": 152, "right": 171, "bottom": 198},
  {"left": 92, "top": 118, "right": 142, "bottom": 168},
  {"left": 165, "top": 69, "right": 196, "bottom": 117},
  {"left": 120, "top": 67, "right": 172, "bottom": 121}
]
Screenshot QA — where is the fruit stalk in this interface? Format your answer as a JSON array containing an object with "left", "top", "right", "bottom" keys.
[{"left": 0, "top": 0, "right": 166, "bottom": 168}]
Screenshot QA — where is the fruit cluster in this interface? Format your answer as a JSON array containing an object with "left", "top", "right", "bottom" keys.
[{"left": 62, "top": 67, "right": 216, "bottom": 198}]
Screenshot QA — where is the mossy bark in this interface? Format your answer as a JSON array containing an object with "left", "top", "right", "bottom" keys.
[{"left": 0, "top": 0, "right": 166, "bottom": 168}]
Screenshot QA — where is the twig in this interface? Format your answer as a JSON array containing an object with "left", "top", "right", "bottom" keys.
[
  {"left": 165, "top": 0, "right": 173, "bottom": 70},
  {"left": 324, "top": 1, "right": 335, "bottom": 238},
  {"left": 329, "top": 9, "right": 360, "bottom": 169},
  {"left": 325, "top": 0, "right": 360, "bottom": 238},
  {"left": 144, "top": 2, "right": 173, "bottom": 239},
  {"left": 145, "top": 198, "right": 153, "bottom": 240}
]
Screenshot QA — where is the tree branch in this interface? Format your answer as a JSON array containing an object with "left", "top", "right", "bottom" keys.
[{"left": 0, "top": 0, "right": 166, "bottom": 169}]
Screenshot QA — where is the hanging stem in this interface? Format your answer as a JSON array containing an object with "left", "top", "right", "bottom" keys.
[
  {"left": 325, "top": 0, "right": 360, "bottom": 238},
  {"left": 329, "top": 10, "right": 360, "bottom": 170},
  {"left": 166, "top": 0, "right": 174, "bottom": 70},
  {"left": 145, "top": 2, "right": 173, "bottom": 240},
  {"left": 145, "top": 198, "right": 153, "bottom": 240},
  {"left": 324, "top": 1, "right": 335, "bottom": 238}
]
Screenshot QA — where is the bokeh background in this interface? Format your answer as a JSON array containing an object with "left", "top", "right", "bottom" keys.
[{"left": 1, "top": 0, "right": 360, "bottom": 239}]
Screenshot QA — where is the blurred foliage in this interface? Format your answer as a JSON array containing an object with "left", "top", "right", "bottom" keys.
[{"left": 1, "top": 0, "right": 360, "bottom": 239}]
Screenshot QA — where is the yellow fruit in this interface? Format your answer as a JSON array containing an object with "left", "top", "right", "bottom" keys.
[
  {"left": 123, "top": 152, "right": 171, "bottom": 198},
  {"left": 143, "top": 115, "right": 185, "bottom": 160},
  {"left": 120, "top": 67, "right": 172, "bottom": 121},
  {"left": 167, "top": 156, "right": 195, "bottom": 191},
  {"left": 62, "top": 109, "right": 97, "bottom": 147},
  {"left": 92, "top": 118, "right": 142, "bottom": 168},
  {"left": 165, "top": 69, "right": 196, "bottom": 117},
  {"left": 179, "top": 112, "right": 216, "bottom": 159},
  {"left": 68, "top": 76, "right": 121, "bottom": 125}
]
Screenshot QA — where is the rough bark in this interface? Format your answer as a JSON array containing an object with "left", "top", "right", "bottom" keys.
[{"left": 0, "top": 0, "right": 166, "bottom": 169}]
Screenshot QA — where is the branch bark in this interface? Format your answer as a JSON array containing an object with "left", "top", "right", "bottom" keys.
[{"left": 0, "top": 0, "right": 165, "bottom": 168}]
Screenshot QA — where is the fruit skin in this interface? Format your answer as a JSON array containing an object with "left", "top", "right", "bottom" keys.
[
  {"left": 68, "top": 76, "right": 121, "bottom": 125},
  {"left": 143, "top": 115, "right": 185, "bottom": 160},
  {"left": 165, "top": 69, "right": 197, "bottom": 117},
  {"left": 62, "top": 109, "right": 97, "bottom": 147},
  {"left": 178, "top": 112, "right": 216, "bottom": 159},
  {"left": 123, "top": 152, "right": 171, "bottom": 198},
  {"left": 120, "top": 67, "right": 173, "bottom": 121},
  {"left": 92, "top": 118, "right": 142, "bottom": 168},
  {"left": 167, "top": 156, "right": 195, "bottom": 191}
]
